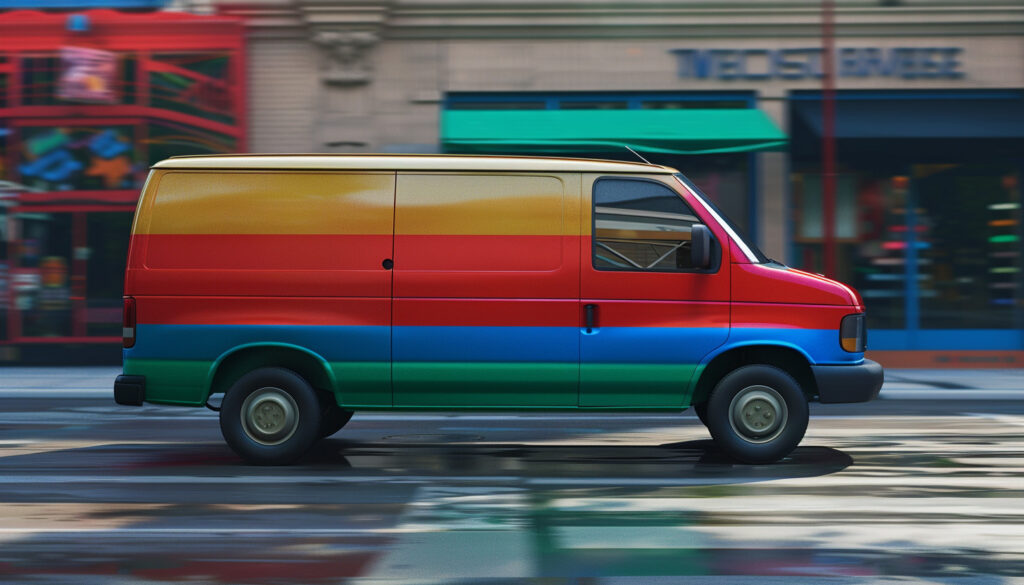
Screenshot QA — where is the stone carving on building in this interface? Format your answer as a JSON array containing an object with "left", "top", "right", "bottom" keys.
[{"left": 313, "top": 30, "right": 378, "bottom": 85}]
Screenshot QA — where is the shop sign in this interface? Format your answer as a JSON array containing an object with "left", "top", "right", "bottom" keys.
[
  {"left": 58, "top": 46, "right": 118, "bottom": 103},
  {"left": 670, "top": 47, "right": 964, "bottom": 81}
]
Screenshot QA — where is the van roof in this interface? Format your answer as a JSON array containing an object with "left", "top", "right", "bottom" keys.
[{"left": 152, "top": 153, "right": 678, "bottom": 174}]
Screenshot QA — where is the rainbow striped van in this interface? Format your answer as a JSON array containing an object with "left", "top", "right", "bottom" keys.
[{"left": 115, "top": 154, "right": 882, "bottom": 465}]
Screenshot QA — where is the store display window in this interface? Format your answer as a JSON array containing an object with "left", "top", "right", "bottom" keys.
[{"left": 791, "top": 164, "right": 1023, "bottom": 333}]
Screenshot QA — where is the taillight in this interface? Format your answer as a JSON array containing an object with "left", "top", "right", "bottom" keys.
[
  {"left": 840, "top": 313, "right": 866, "bottom": 353},
  {"left": 123, "top": 296, "right": 136, "bottom": 348}
]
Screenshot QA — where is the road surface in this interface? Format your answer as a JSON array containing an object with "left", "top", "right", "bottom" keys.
[{"left": 1, "top": 367, "right": 1023, "bottom": 583}]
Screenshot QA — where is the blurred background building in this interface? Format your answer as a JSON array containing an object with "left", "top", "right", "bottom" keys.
[
  {"left": 0, "top": 0, "right": 1022, "bottom": 367},
  {"left": 0, "top": 1, "right": 245, "bottom": 362}
]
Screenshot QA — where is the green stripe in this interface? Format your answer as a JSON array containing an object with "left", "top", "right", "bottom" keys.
[
  {"left": 394, "top": 362, "right": 577, "bottom": 407},
  {"left": 124, "top": 358, "right": 212, "bottom": 406},
  {"left": 125, "top": 358, "right": 391, "bottom": 407},
  {"left": 123, "top": 359, "right": 698, "bottom": 409},
  {"left": 330, "top": 362, "right": 390, "bottom": 407},
  {"left": 581, "top": 363, "right": 696, "bottom": 408}
]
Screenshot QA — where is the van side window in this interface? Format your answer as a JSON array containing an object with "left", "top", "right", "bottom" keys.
[{"left": 593, "top": 178, "right": 703, "bottom": 271}]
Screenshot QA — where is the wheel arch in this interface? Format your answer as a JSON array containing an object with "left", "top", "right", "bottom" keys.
[
  {"left": 205, "top": 343, "right": 337, "bottom": 404},
  {"left": 688, "top": 342, "right": 819, "bottom": 407}
]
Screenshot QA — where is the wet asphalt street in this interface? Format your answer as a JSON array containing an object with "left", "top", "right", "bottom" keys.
[{"left": 1, "top": 368, "right": 1024, "bottom": 584}]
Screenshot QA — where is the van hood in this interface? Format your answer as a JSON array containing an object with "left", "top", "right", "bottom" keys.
[{"left": 732, "top": 262, "right": 863, "bottom": 307}]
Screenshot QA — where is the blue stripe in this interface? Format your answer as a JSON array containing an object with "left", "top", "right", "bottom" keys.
[
  {"left": 395, "top": 326, "right": 578, "bottom": 363},
  {"left": 129, "top": 324, "right": 871, "bottom": 365},
  {"left": 581, "top": 327, "right": 727, "bottom": 364},
  {"left": 129, "top": 324, "right": 389, "bottom": 362},
  {"left": 725, "top": 327, "right": 855, "bottom": 364}
]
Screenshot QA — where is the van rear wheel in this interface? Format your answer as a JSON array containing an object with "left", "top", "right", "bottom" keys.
[
  {"left": 220, "top": 368, "right": 321, "bottom": 465},
  {"left": 705, "top": 365, "right": 809, "bottom": 464}
]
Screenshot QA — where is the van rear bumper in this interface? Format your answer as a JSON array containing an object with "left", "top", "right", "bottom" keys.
[
  {"left": 114, "top": 375, "right": 146, "bottom": 406},
  {"left": 812, "top": 359, "right": 883, "bottom": 404}
]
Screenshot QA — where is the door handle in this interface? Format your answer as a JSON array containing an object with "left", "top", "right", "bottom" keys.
[{"left": 584, "top": 304, "right": 597, "bottom": 334}]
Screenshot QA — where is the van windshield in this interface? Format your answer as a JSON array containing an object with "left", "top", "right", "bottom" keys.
[{"left": 673, "top": 173, "right": 771, "bottom": 264}]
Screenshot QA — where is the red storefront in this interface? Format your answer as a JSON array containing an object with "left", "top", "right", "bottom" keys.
[{"left": 0, "top": 9, "right": 245, "bottom": 361}]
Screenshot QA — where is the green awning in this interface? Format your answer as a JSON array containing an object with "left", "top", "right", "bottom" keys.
[{"left": 441, "top": 109, "right": 787, "bottom": 156}]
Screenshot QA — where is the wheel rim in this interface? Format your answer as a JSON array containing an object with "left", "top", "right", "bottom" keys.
[
  {"left": 240, "top": 387, "right": 299, "bottom": 446},
  {"left": 728, "top": 385, "right": 788, "bottom": 444}
]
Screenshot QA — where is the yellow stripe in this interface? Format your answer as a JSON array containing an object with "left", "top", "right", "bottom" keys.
[
  {"left": 141, "top": 171, "right": 395, "bottom": 235},
  {"left": 396, "top": 173, "right": 570, "bottom": 236}
]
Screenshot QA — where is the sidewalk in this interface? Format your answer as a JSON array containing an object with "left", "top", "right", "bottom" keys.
[
  {"left": 883, "top": 368, "right": 1024, "bottom": 391},
  {"left": 878, "top": 368, "right": 1024, "bottom": 400}
]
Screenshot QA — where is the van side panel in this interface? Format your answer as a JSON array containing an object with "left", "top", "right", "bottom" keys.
[
  {"left": 392, "top": 173, "right": 581, "bottom": 407},
  {"left": 124, "top": 170, "right": 396, "bottom": 406},
  {"left": 579, "top": 174, "right": 732, "bottom": 407}
]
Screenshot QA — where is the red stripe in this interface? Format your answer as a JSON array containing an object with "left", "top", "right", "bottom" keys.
[
  {"left": 732, "top": 302, "right": 852, "bottom": 330},
  {"left": 581, "top": 237, "right": 731, "bottom": 302},
  {"left": 393, "top": 234, "right": 580, "bottom": 299},
  {"left": 127, "top": 268, "right": 389, "bottom": 298},
  {"left": 136, "top": 234, "right": 392, "bottom": 271},
  {"left": 395, "top": 299, "right": 577, "bottom": 327},
  {"left": 138, "top": 296, "right": 734, "bottom": 329},
  {"left": 732, "top": 263, "right": 859, "bottom": 307},
  {"left": 584, "top": 300, "right": 729, "bottom": 329},
  {"left": 137, "top": 296, "right": 389, "bottom": 327},
  {"left": 395, "top": 234, "right": 565, "bottom": 271}
]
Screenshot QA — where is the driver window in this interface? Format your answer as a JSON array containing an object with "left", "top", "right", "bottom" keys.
[{"left": 593, "top": 178, "right": 702, "bottom": 271}]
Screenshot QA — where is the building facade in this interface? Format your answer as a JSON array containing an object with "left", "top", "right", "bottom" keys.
[
  {"left": 0, "top": 8, "right": 246, "bottom": 361},
  {"left": 217, "top": 0, "right": 1023, "bottom": 367},
  {"left": 3, "top": 1, "right": 1022, "bottom": 366}
]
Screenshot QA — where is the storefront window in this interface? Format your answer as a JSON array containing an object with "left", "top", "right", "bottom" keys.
[
  {"left": 14, "top": 212, "right": 72, "bottom": 338},
  {"left": 915, "top": 164, "right": 1022, "bottom": 329},
  {"left": 18, "top": 125, "right": 139, "bottom": 192},
  {"left": 86, "top": 212, "right": 132, "bottom": 337},
  {"left": 792, "top": 173, "right": 905, "bottom": 329},
  {"left": 791, "top": 164, "right": 1024, "bottom": 331},
  {"left": 149, "top": 52, "right": 236, "bottom": 126}
]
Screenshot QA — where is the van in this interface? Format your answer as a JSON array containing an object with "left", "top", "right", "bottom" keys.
[{"left": 114, "top": 154, "right": 882, "bottom": 465}]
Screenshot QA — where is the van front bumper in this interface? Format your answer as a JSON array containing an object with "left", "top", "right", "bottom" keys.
[
  {"left": 812, "top": 359, "right": 883, "bottom": 404},
  {"left": 114, "top": 375, "right": 146, "bottom": 406}
]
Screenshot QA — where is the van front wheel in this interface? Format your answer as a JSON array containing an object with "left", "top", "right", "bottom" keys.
[
  {"left": 705, "top": 365, "right": 809, "bottom": 464},
  {"left": 220, "top": 368, "right": 321, "bottom": 465}
]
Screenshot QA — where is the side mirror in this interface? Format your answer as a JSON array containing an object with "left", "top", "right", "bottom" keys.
[{"left": 690, "top": 224, "right": 711, "bottom": 269}]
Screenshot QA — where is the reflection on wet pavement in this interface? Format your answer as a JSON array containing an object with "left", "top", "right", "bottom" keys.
[{"left": 1, "top": 400, "right": 1024, "bottom": 582}]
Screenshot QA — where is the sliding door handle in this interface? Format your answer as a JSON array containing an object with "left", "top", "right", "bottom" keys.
[{"left": 584, "top": 304, "right": 597, "bottom": 333}]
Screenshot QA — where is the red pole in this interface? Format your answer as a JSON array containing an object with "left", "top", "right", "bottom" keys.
[{"left": 821, "top": 0, "right": 837, "bottom": 278}]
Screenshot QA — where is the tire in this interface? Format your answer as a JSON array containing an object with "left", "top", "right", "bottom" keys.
[
  {"left": 705, "top": 365, "right": 809, "bottom": 464},
  {"left": 317, "top": 397, "right": 353, "bottom": 439},
  {"left": 220, "top": 367, "right": 321, "bottom": 465},
  {"left": 694, "top": 402, "right": 709, "bottom": 426}
]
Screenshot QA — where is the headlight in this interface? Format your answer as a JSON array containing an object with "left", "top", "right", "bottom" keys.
[{"left": 840, "top": 313, "right": 866, "bottom": 353}]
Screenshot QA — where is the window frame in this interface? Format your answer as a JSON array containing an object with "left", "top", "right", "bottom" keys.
[{"left": 590, "top": 176, "right": 721, "bottom": 275}]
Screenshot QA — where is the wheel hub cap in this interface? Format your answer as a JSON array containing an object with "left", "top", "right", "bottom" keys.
[
  {"left": 241, "top": 387, "right": 299, "bottom": 446},
  {"left": 729, "top": 385, "right": 788, "bottom": 443}
]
